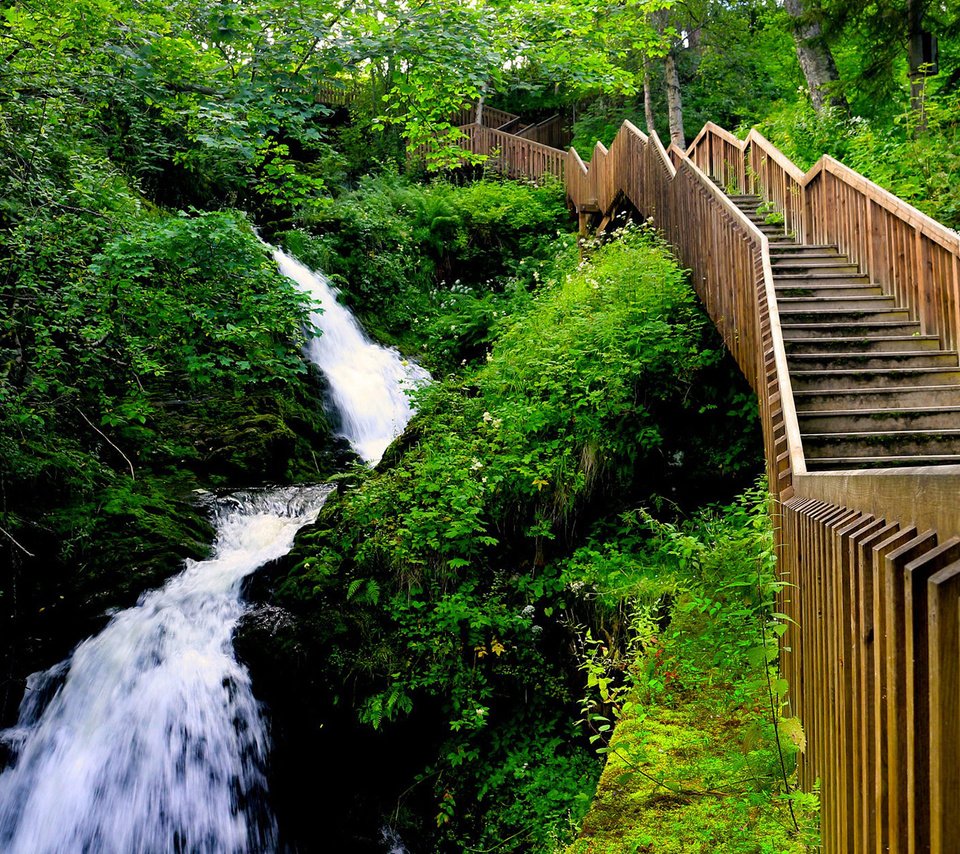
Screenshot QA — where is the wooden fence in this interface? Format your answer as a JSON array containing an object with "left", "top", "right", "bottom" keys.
[
  {"left": 514, "top": 114, "right": 572, "bottom": 150},
  {"left": 564, "top": 119, "right": 960, "bottom": 854},
  {"left": 449, "top": 104, "right": 520, "bottom": 130},
  {"left": 454, "top": 124, "right": 566, "bottom": 181}
]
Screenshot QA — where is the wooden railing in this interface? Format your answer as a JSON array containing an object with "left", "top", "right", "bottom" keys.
[
  {"left": 455, "top": 124, "right": 566, "bottom": 181},
  {"left": 803, "top": 156, "right": 960, "bottom": 351},
  {"left": 566, "top": 122, "right": 803, "bottom": 499},
  {"left": 514, "top": 114, "right": 571, "bottom": 150},
  {"left": 686, "top": 124, "right": 960, "bottom": 352},
  {"left": 449, "top": 104, "right": 520, "bottom": 130},
  {"left": 449, "top": 108, "right": 960, "bottom": 851},
  {"left": 315, "top": 81, "right": 356, "bottom": 106}
]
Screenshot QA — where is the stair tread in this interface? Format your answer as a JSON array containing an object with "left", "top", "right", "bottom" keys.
[
  {"left": 779, "top": 308, "right": 909, "bottom": 316},
  {"left": 782, "top": 321, "right": 921, "bottom": 330},
  {"left": 776, "top": 283, "right": 882, "bottom": 290},
  {"left": 805, "top": 427, "right": 960, "bottom": 439},
  {"left": 774, "top": 272, "right": 870, "bottom": 280},
  {"left": 786, "top": 338, "right": 939, "bottom": 347},
  {"left": 768, "top": 244, "right": 837, "bottom": 251},
  {"left": 789, "top": 350, "right": 957, "bottom": 359},
  {"left": 798, "top": 405, "right": 960, "bottom": 417},
  {"left": 793, "top": 367, "right": 960, "bottom": 375},
  {"left": 778, "top": 295, "right": 894, "bottom": 303},
  {"left": 806, "top": 455, "right": 960, "bottom": 467},
  {"left": 794, "top": 383, "right": 960, "bottom": 395}
]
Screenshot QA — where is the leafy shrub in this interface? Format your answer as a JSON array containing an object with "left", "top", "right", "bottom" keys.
[{"left": 277, "top": 224, "right": 763, "bottom": 850}]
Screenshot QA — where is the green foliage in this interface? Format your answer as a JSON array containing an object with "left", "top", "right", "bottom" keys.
[
  {"left": 277, "top": 224, "right": 763, "bottom": 851},
  {"left": 279, "top": 175, "right": 571, "bottom": 366},
  {"left": 568, "top": 482, "right": 819, "bottom": 853}
]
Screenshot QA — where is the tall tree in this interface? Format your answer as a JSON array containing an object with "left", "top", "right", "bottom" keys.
[{"left": 783, "top": 0, "right": 847, "bottom": 111}]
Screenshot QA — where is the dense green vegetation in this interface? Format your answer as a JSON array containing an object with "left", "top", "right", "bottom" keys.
[
  {"left": 568, "top": 485, "right": 818, "bottom": 854},
  {"left": 253, "top": 224, "right": 768, "bottom": 850},
  {"left": 278, "top": 175, "right": 570, "bottom": 367}
]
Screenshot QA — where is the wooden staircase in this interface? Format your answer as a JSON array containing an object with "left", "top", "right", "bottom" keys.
[{"left": 728, "top": 192, "right": 960, "bottom": 471}]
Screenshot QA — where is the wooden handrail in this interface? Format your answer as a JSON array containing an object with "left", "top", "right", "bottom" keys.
[
  {"left": 564, "top": 120, "right": 805, "bottom": 501},
  {"left": 744, "top": 129, "right": 806, "bottom": 183},
  {"left": 693, "top": 129, "right": 960, "bottom": 351},
  {"left": 450, "top": 124, "right": 566, "bottom": 181}
]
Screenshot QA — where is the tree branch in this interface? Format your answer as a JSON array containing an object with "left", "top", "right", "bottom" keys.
[
  {"left": 0, "top": 524, "right": 35, "bottom": 558},
  {"left": 75, "top": 408, "right": 136, "bottom": 480}
]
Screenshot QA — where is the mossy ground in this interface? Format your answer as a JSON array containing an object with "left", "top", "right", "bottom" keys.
[{"left": 568, "top": 683, "right": 809, "bottom": 854}]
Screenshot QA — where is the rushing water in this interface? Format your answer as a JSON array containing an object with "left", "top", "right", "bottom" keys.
[
  {"left": 0, "top": 487, "right": 332, "bottom": 854},
  {"left": 0, "top": 246, "right": 427, "bottom": 852},
  {"left": 273, "top": 246, "right": 430, "bottom": 465}
]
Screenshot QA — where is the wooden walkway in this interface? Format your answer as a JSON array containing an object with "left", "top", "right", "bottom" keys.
[{"left": 451, "top": 114, "right": 960, "bottom": 853}]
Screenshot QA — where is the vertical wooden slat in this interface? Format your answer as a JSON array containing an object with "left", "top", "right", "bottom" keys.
[
  {"left": 904, "top": 537, "right": 960, "bottom": 854},
  {"left": 927, "top": 560, "right": 960, "bottom": 853},
  {"left": 868, "top": 525, "right": 914, "bottom": 854}
]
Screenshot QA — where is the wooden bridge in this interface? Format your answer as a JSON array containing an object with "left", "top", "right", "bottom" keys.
[{"left": 447, "top": 112, "right": 960, "bottom": 852}]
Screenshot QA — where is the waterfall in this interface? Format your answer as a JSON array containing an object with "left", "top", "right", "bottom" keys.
[
  {"left": 272, "top": 247, "right": 430, "bottom": 466},
  {"left": 0, "top": 487, "right": 332, "bottom": 854},
  {"left": 0, "top": 243, "right": 428, "bottom": 853}
]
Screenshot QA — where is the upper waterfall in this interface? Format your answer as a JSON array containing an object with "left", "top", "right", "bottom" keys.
[{"left": 272, "top": 247, "right": 430, "bottom": 465}]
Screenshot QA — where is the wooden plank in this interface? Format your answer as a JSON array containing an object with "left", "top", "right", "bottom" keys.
[
  {"left": 927, "top": 560, "right": 960, "bottom": 853},
  {"left": 904, "top": 537, "right": 960, "bottom": 854},
  {"left": 868, "top": 525, "right": 914, "bottom": 854},
  {"left": 883, "top": 529, "right": 934, "bottom": 854}
]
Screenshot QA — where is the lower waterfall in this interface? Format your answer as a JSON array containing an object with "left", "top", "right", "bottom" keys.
[{"left": 0, "top": 246, "right": 427, "bottom": 852}]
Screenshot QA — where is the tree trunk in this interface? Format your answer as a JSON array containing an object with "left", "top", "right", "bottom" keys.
[
  {"left": 643, "top": 62, "right": 656, "bottom": 135},
  {"left": 784, "top": 0, "right": 846, "bottom": 112},
  {"left": 664, "top": 51, "right": 685, "bottom": 149}
]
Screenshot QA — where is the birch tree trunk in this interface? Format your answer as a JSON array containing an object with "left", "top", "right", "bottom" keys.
[
  {"left": 784, "top": 0, "right": 846, "bottom": 112},
  {"left": 643, "top": 61, "right": 656, "bottom": 135},
  {"left": 664, "top": 51, "right": 685, "bottom": 149}
]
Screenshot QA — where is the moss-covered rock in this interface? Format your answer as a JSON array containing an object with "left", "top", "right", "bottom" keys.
[{"left": 568, "top": 688, "right": 810, "bottom": 854}]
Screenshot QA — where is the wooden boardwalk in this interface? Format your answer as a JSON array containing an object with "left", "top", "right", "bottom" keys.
[{"left": 451, "top": 114, "right": 960, "bottom": 853}]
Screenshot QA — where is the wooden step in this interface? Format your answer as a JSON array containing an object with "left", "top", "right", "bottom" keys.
[
  {"left": 781, "top": 320, "right": 923, "bottom": 339},
  {"left": 793, "top": 385, "right": 960, "bottom": 411},
  {"left": 791, "top": 367, "right": 960, "bottom": 391},
  {"left": 784, "top": 335, "right": 942, "bottom": 354},
  {"left": 805, "top": 454, "right": 960, "bottom": 471},
  {"left": 779, "top": 308, "right": 911, "bottom": 324},
  {"left": 772, "top": 261, "right": 860, "bottom": 273},
  {"left": 804, "top": 429, "right": 960, "bottom": 458},
  {"left": 777, "top": 283, "right": 883, "bottom": 298},
  {"left": 771, "top": 251, "right": 844, "bottom": 263},
  {"left": 787, "top": 350, "right": 958, "bottom": 371},
  {"left": 768, "top": 244, "right": 838, "bottom": 254},
  {"left": 798, "top": 406, "right": 960, "bottom": 433},
  {"left": 774, "top": 272, "right": 871, "bottom": 285},
  {"left": 778, "top": 295, "right": 897, "bottom": 312}
]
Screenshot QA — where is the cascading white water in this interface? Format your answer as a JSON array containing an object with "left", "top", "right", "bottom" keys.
[
  {"left": 0, "top": 486, "right": 332, "bottom": 854},
  {"left": 0, "top": 244, "right": 425, "bottom": 853},
  {"left": 272, "top": 247, "right": 430, "bottom": 465}
]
